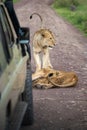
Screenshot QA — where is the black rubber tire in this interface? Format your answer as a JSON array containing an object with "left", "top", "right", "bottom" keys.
[
  {"left": 5, "top": 117, "right": 10, "bottom": 130},
  {"left": 22, "top": 59, "right": 34, "bottom": 125}
]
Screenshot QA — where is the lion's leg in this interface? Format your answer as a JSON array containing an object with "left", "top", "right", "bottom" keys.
[
  {"left": 34, "top": 52, "right": 41, "bottom": 72},
  {"left": 42, "top": 49, "right": 53, "bottom": 69}
]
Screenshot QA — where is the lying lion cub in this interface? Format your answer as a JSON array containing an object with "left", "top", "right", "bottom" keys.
[
  {"left": 30, "top": 13, "right": 56, "bottom": 72},
  {"left": 32, "top": 68, "right": 78, "bottom": 89}
]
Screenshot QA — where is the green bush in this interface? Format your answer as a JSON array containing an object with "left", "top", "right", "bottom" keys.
[
  {"left": 52, "top": 1, "right": 87, "bottom": 35},
  {"left": 75, "top": 13, "right": 85, "bottom": 24},
  {"left": 70, "top": 0, "right": 79, "bottom": 6},
  {"left": 53, "top": 0, "right": 69, "bottom": 8},
  {"left": 54, "top": 0, "right": 79, "bottom": 8},
  {"left": 82, "top": 21, "right": 87, "bottom": 33}
]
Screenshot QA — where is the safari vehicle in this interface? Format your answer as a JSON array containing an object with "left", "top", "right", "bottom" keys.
[{"left": 0, "top": 0, "right": 33, "bottom": 130}]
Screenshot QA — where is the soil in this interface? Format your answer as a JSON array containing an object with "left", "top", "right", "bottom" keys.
[{"left": 15, "top": 0, "right": 87, "bottom": 130}]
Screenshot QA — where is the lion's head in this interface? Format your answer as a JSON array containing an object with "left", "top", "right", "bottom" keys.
[
  {"left": 33, "top": 29, "right": 55, "bottom": 52},
  {"left": 40, "top": 29, "right": 55, "bottom": 49}
]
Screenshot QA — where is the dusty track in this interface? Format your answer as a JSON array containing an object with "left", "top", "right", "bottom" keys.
[{"left": 15, "top": 0, "right": 87, "bottom": 130}]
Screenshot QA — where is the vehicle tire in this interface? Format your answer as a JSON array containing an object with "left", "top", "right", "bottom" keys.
[
  {"left": 22, "top": 59, "right": 34, "bottom": 125},
  {"left": 5, "top": 117, "right": 10, "bottom": 130}
]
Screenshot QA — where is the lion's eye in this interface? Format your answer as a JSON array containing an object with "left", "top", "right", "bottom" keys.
[
  {"left": 50, "top": 37, "right": 52, "bottom": 39},
  {"left": 48, "top": 73, "right": 53, "bottom": 77},
  {"left": 42, "top": 34, "right": 45, "bottom": 37}
]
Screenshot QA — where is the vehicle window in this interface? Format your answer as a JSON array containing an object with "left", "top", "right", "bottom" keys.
[
  {"left": 0, "top": 5, "right": 14, "bottom": 44},
  {"left": 0, "top": 6, "right": 13, "bottom": 63},
  {"left": 0, "top": 6, "right": 13, "bottom": 75},
  {"left": 0, "top": 19, "right": 7, "bottom": 76}
]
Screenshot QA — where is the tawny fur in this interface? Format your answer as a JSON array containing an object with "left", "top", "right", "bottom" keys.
[
  {"left": 30, "top": 13, "right": 56, "bottom": 72},
  {"left": 30, "top": 13, "right": 78, "bottom": 89},
  {"left": 32, "top": 68, "right": 78, "bottom": 89}
]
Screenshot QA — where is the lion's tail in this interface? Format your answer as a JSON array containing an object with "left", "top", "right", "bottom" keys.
[
  {"left": 30, "top": 12, "right": 43, "bottom": 28},
  {"left": 48, "top": 75, "right": 78, "bottom": 88}
]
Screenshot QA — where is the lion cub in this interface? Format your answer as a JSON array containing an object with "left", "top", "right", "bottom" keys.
[{"left": 30, "top": 13, "right": 55, "bottom": 72}]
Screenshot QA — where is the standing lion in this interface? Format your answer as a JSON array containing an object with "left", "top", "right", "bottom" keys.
[{"left": 30, "top": 13, "right": 56, "bottom": 72}]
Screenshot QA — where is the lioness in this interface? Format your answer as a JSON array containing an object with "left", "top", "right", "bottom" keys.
[
  {"left": 30, "top": 13, "right": 56, "bottom": 72},
  {"left": 32, "top": 68, "right": 78, "bottom": 89}
]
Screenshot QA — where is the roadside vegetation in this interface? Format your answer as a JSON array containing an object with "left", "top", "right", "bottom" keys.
[
  {"left": 13, "top": 0, "right": 20, "bottom": 3},
  {"left": 52, "top": 0, "right": 87, "bottom": 36}
]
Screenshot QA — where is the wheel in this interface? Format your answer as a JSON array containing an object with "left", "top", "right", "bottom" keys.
[
  {"left": 5, "top": 117, "right": 10, "bottom": 130},
  {"left": 22, "top": 59, "right": 34, "bottom": 125}
]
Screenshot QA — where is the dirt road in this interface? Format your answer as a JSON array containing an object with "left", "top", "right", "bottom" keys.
[{"left": 15, "top": 0, "right": 87, "bottom": 130}]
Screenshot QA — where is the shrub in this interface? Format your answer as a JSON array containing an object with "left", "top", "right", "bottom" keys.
[
  {"left": 53, "top": 1, "right": 87, "bottom": 35},
  {"left": 54, "top": 0, "right": 79, "bottom": 8},
  {"left": 82, "top": 21, "right": 87, "bottom": 33},
  {"left": 54, "top": 0, "right": 70, "bottom": 8},
  {"left": 70, "top": 0, "right": 79, "bottom": 6}
]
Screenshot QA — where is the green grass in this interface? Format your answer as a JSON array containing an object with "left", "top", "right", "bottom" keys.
[
  {"left": 52, "top": 0, "right": 87, "bottom": 36},
  {"left": 13, "top": 0, "right": 20, "bottom": 3}
]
